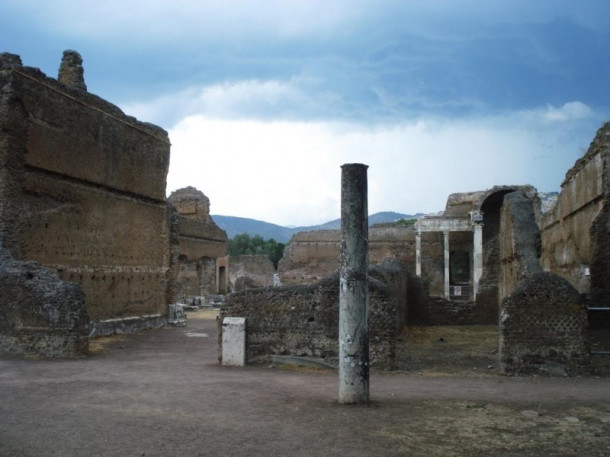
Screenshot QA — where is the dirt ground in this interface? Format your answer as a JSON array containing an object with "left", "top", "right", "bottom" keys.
[{"left": 1, "top": 309, "right": 609, "bottom": 457}]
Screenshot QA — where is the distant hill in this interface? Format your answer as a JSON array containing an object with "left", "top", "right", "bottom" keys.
[{"left": 211, "top": 211, "right": 416, "bottom": 243}]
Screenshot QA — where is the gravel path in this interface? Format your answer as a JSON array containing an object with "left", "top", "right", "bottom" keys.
[{"left": 1, "top": 311, "right": 609, "bottom": 457}]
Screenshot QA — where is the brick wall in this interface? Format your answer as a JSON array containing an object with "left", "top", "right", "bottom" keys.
[
  {"left": 0, "top": 53, "right": 171, "bottom": 343},
  {"left": 499, "top": 192, "right": 589, "bottom": 375},
  {"left": 219, "top": 260, "right": 408, "bottom": 370}
]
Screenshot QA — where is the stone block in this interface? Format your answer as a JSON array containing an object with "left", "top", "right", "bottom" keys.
[{"left": 222, "top": 317, "right": 246, "bottom": 366}]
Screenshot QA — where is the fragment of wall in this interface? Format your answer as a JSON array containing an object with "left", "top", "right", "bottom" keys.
[
  {"left": 219, "top": 262, "right": 408, "bottom": 370},
  {"left": 499, "top": 191, "right": 589, "bottom": 375},
  {"left": 0, "top": 54, "right": 171, "bottom": 327},
  {"left": 229, "top": 254, "right": 275, "bottom": 290},
  {"left": 0, "top": 242, "right": 89, "bottom": 357},
  {"left": 168, "top": 187, "right": 229, "bottom": 301},
  {"left": 278, "top": 226, "right": 417, "bottom": 286},
  {"left": 540, "top": 123, "right": 607, "bottom": 296}
]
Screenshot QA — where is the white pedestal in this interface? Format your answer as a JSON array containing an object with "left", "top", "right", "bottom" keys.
[{"left": 221, "top": 317, "right": 246, "bottom": 366}]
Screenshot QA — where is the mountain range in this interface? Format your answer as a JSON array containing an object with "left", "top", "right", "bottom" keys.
[
  {"left": 211, "top": 211, "right": 416, "bottom": 242},
  {"left": 212, "top": 192, "right": 560, "bottom": 242}
]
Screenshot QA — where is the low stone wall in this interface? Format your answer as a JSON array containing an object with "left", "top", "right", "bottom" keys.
[
  {"left": 500, "top": 272, "right": 590, "bottom": 376},
  {"left": 88, "top": 314, "right": 165, "bottom": 338},
  {"left": 219, "top": 261, "right": 408, "bottom": 370},
  {"left": 0, "top": 243, "right": 89, "bottom": 357}
]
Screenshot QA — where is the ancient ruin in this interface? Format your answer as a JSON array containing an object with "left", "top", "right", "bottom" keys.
[
  {"left": 0, "top": 51, "right": 227, "bottom": 356},
  {"left": 0, "top": 50, "right": 607, "bottom": 374},
  {"left": 255, "top": 126, "right": 610, "bottom": 375},
  {"left": 228, "top": 254, "right": 276, "bottom": 291},
  {"left": 219, "top": 259, "right": 407, "bottom": 370},
  {"left": 168, "top": 186, "right": 228, "bottom": 304}
]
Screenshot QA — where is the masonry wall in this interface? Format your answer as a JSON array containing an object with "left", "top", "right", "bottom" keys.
[
  {"left": 168, "top": 187, "right": 228, "bottom": 302},
  {"left": 229, "top": 254, "right": 276, "bottom": 290},
  {"left": 279, "top": 225, "right": 425, "bottom": 284},
  {"left": 0, "top": 242, "right": 89, "bottom": 357},
  {"left": 219, "top": 261, "right": 408, "bottom": 370},
  {"left": 278, "top": 230, "right": 340, "bottom": 285},
  {"left": 499, "top": 191, "right": 589, "bottom": 375},
  {"left": 0, "top": 54, "right": 171, "bottom": 326},
  {"left": 540, "top": 123, "right": 607, "bottom": 297}
]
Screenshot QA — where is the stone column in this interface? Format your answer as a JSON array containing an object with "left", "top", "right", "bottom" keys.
[
  {"left": 415, "top": 231, "right": 422, "bottom": 277},
  {"left": 338, "top": 163, "right": 369, "bottom": 404},
  {"left": 443, "top": 231, "right": 450, "bottom": 299},
  {"left": 473, "top": 224, "right": 483, "bottom": 299}
]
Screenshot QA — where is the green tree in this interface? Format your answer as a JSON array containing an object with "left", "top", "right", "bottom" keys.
[
  {"left": 229, "top": 233, "right": 286, "bottom": 269},
  {"left": 396, "top": 218, "right": 416, "bottom": 227}
]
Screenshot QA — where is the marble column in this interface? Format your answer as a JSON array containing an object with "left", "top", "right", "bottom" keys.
[{"left": 338, "top": 163, "right": 369, "bottom": 404}]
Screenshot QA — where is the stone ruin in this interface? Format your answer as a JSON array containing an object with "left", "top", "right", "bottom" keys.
[
  {"left": 219, "top": 259, "right": 407, "bottom": 369},
  {"left": 168, "top": 186, "right": 228, "bottom": 304},
  {"left": 0, "top": 51, "right": 227, "bottom": 356},
  {"left": 0, "top": 241, "right": 89, "bottom": 357},
  {"left": 278, "top": 186, "right": 537, "bottom": 326},
  {"left": 248, "top": 125, "right": 610, "bottom": 374},
  {"left": 228, "top": 254, "right": 277, "bottom": 291},
  {"left": 498, "top": 191, "right": 589, "bottom": 375},
  {"left": 0, "top": 49, "right": 607, "bottom": 373}
]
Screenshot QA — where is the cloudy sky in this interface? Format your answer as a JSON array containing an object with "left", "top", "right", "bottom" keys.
[{"left": 2, "top": 1, "right": 609, "bottom": 226}]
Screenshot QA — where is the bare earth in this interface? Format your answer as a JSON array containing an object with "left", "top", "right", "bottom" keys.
[{"left": 1, "top": 309, "right": 609, "bottom": 457}]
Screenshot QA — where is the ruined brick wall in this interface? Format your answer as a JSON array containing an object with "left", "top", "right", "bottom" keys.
[
  {"left": 474, "top": 189, "right": 523, "bottom": 323},
  {"left": 0, "top": 52, "right": 171, "bottom": 324},
  {"left": 219, "top": 262, "right": 408, "bottom": 370},
  {"left": 168, "top": 187, "right": 228, "bottom": 301},
  {"left": 229, "top": 254, "right": 275, "bottom": 290},
  {"left": 499, "top": 192, "right": 589, "bottom": 375},
  {"left": 0, "top": 242, "right": 89, "bottom": 357},
  {"left": 540, "top": 123, "right": 607, "bottom": 296},
  {"left": 584, "top": 124, "right": 610, "bottom": 313},
  {"left": 498, "top": 191, "right": 542, "bottom": 299},
  {"left": 278, "top": 230, "right": 340, "bottom": 285},
  {"left": 278, "top": 225, "right": 418, "bottom": 285},
  {"left": 500, "top": 272, "right": 590, "bottom": 375}
]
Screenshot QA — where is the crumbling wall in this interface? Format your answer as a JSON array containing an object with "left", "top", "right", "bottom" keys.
[
  {"left": 278, "top": 230, "right": 340, "bottom": 285},
  {"left": 540, "top": 123, "right": 607, "bottom": 296},
  {"left": 229, "top": 254, "right": 275, "bottom": 291},
  {"left": 499, "top": 192, "right": 589, "bottom": 375},
  {"left": 167, "top": 187, "right": 228, "bottom": 302},
  {"left": 0, "top": 52, "right": 171, "bottom": 332},
  {"left": 279, "top": 225, "right": 419, "bottom": 285},
  {"left": 0, "top": 242, "right": 89, "bottom": 357},
  {"left": 498, "top": 191, "right": 542, "bottom": 300},
  {"left": 219, "top": 261, "right": 408, "bottom": 369},
  {"left": 586, "top": 124, "right": 610, "bottom": 310}
]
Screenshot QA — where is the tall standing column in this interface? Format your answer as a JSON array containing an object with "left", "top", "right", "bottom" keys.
[
  {"left": 415, "top": 231, "right": 422, "bottom": 277},
  {"left": 443, "top": 231, "right": 450, "bottom": 299},
  {"left": 338, "top": 163, "right": 369, "bottom": 404},
  {"left": 473, "top": 223, "right": 483, "bottom": 299}
]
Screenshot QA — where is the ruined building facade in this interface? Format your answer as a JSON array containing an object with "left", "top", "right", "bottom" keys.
[
  {"left": 274, "top": 126, "right": 610, "bottom": 374},
  {"left": 0, "top": 51, "right": 227, "bottom": 356},
  {"left": 278, "top": 186, "right": 536, "bottom": 325},
  {"left": 168, "top": 186, "right": 228, "bottom": 303}
]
